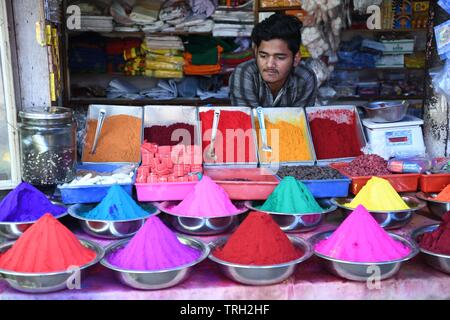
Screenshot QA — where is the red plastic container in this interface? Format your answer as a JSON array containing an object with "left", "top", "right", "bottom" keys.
[
  {"left": 205, "top": 168, "right": 279, "bottom": 200},
  {"left": 420, "top": 173, "right": 450, "bottom": 193},
  {"left": 330, "top": 163, "right": 420, "bottom": 195}
]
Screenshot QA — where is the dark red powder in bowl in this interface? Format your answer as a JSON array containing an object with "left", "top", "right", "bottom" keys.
[
  {"left": 419, "top": 211, "right": 450, "bottom": 255},
  {"left": 213, "top": 212, "right": 303, "bottom": 265},
  {"left": 144, "top": 123, "right": 196, "bottom": 146}
]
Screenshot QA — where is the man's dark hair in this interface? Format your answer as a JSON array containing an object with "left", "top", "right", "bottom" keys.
[{"left": 251, "top": 13, "right": 303, "bottom": 56}]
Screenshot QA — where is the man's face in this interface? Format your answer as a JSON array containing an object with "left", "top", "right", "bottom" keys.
[{"left": 255, "top": 39, "right": 300, "bottom": 88}]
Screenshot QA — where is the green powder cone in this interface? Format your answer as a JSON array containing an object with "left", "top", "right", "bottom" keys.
[{"left": 259, "top": 176, "right": 323, "bottom": 214}]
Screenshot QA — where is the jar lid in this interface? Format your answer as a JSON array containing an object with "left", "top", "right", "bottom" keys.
[{"left": 19, "top": 107, "right": 72, "bottom": 120}]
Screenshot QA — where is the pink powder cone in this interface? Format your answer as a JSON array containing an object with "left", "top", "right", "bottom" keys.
[{"left": 315, "top": 205, "right": 411, "bottom": 262}]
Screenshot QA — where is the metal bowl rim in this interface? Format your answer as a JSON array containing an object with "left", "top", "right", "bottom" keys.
[
  {"left": 0, "top": 211, "right": 69, "bottom": 225},
  {"left": 155, "top": 201, "right": 248, "bottom": 219},
  {"left": 208, "top": 235, "right": 313, "bottom": 268},
  {"left": 68, "top": 203, "right": 160, "bottom": 223},
  {"left": 331, "top": 196, "right": 426, "bottom": 213},
  {"left": 410, "top": 224, "right": 450, "bottom": 258},
  {"left": 0, "top": 238, "right": 104, "bottom": 276},
  {"left": 244, "top": 200, "right": 337, "bottom": 216},
  {"left": 415, "top": 192, "right": 450, "bottom": 204},
  {"left": 100, "top": 235, "right": 210, "bottom": 273},
  {"left": 309, "top": 230, "right": 419, "bottom": 265}
]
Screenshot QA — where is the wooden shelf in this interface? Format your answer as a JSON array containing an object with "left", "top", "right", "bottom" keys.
[
  {"left": 68, "top": 97, "right": 232, "bottom": 106},
  {"left": 335, "top": 95, "right": 423, "bottom": 102},
  {"left": 257, "top": 5, "right": 302, "bottom": 11}
]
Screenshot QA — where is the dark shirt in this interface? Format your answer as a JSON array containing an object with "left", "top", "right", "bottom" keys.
[{"left": 229, "top": 59, "right": 318, "bottom": 108}]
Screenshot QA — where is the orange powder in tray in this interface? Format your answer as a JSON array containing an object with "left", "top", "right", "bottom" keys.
[
  {"left": 82, "top": 114, "right": 141, "bottom": 163},
  {"left": 255, "top": 117, "right": 312, "bottom": 162}
]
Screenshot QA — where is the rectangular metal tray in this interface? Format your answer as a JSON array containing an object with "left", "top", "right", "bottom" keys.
[
  {"left": 143, "top": 105, "right": 201, "bottom": 147},
  {"left": 205, "top": 167, "right": 280, "bottom": 200},
  {"left": 82, "top": 104, "right": 144, "bottom": 164},
  {"left": 198, "top": 106, "right": 258, "bottom": 168},
  {"left": 305, "top": 105, "right": 367, "bottom": 165},
  {"left": 253, "top": 107, "right": 316, "bottom": 166}
]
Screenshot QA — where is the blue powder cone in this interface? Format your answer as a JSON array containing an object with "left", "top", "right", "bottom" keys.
[{"left": 82, "top": 185, "right": 149, "bottom": 221}]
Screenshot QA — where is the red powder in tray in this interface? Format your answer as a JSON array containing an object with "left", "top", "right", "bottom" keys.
[
  {"left": 309, "top": 109, "right": 363, "bottom": 160},
  {"left": 419, "top": 211, "right": 450, "bottom": 255},
  {"left": 213, "top": 211, "right": 303, "bottom": 265},
  {"left": 0, "top": 214, "right": 96, "bottom": 273},
  {"left": 200, "top": 110, "right": 256, "bottom": 163}
]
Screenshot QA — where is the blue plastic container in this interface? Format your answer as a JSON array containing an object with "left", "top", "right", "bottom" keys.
[
  {"left": 58, "top": 163, "right": 135, "bottom": 204},
  {"left": 300, "top": 178, "right": 351, "bottom": 198}
]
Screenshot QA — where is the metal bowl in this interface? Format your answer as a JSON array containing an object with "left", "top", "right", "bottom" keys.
[
  {"left": 309, "top": 230, "right": 419, "bottom": 281},
  {"left": 331, "top": 196, "right": 426, "bottom": 229},
  {"left": 156, "top": 201, "right": 248, "bottom": 236},
  {"left": 0, "top": 201, "right": 68, "bottom": 240},
  {"left": 208, "top": 235, "right": 313, "bottom": 285},
  {"left": 101, "top": 235, "right": 209, "bottom": 290},
  {"left": 363, "top": 101, "right": 408, "bottom": 123},
  {"left": 411, "top": 224, "right": 450, "bottom": 274},
  {"left": 244, "top": 199, "right": 337, "bottom": 233},
  {"left": 415, "top": 192, "right": 450, "bottom": 220},
  {"left": 0, "top": 238, "right": 104, "bottom": 293},
  {"left": 68, "top": 203, "right": 159, "bottom": 239}
]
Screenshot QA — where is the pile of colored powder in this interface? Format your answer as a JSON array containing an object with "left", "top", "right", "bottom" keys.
[
  {"left": 200, "top": 110, "right": 257, "bottom": 163},
  {"left": 0, "top": 182, "right": 66, "bottom": 222},
  {"left": 345, "top": 177, "right": 409, "bottom": 211},
  {"left": 308, "top": 109, "right": 363, "bottom": 160},
  {"left": 171, "top": 176, "right": 240, "bottom": 217},
  {"left": 433, "top": 184, "right": 450, "bottom": 202},
  {"left": 144, "top": 123, "right": 196, "bottom": 146},
  {"left": 82, "top": 114, "right": 141, "bottom": 163},
  {"left": 0, "top": 214, "right": 96, "bottom": 273},
  {"left": 213, "top": 211, "right": 303, "bottom": 265},
  {"left": 419, "top": 211, "right": 450, "bottom": 255},
  {"left": 259, "top": 176, "right": 322, "bottom": 214},
  {"left": 255, "top": 117, "right": 312, "bottom": 162},
  {"left": 107, "top": 215, "right": 201, "bottom": 271},
  {"left": 315, "top": 205, "right": 411, "bottom": 262},
  {"left": 277, "top": 166, "right": 345, "bottom": 180},
  {"left": 81, "top": 184, "right": 149, "bottom": 220},
  {"left": 340, "top": 154, "right": 391, "bottom": 176}
]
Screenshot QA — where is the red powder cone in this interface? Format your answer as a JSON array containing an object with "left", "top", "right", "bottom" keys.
[
  {"left": 213, "top": 211, "right": 303, "bottom": 265},
  {"left": 0, "top": 213, "right": 96, "bottom": 273}
]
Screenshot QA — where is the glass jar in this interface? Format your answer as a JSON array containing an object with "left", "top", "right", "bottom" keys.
[{"left": 19, "top": 107, "right": 76, "bottom": 185}]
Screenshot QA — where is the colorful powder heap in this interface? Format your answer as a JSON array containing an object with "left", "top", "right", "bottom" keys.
[
  {"left": 340, "top": 154, "right": 391, "bottom": 176},
  {"left": 0, "top": 214, "right": 96, "bottom": 273},
  {"left": 419, "top": 211, "right": 450, "bottom": 255},
  {"left": 0, "top": 182, "right": 66, "bottom": 222},
  {"left": 213, "top": 211, "right": 303, "bottom": 265},
  {"left": 81, "top": 185, "right": 149, "bottom": 221},
  {"left": 144, "top": 123, "right": 196, "bottom": 146},
  {"left": 260, "top": 176, "right": 322, "bottom": 214},
  {"left": 433, "top": 185, "right": 450, "bottom": 202},
  {"left": 108, "top": 215, "right": 201, "bottom": 271},
  {"left": 255, "top": 117, "right": 311, "bottom": 162},
  {"left": 315, "top": 205, "right": 411, "bottom": 262},
  {"left": 171, "top": 176, "right": 240, "bottom": 217},
  {"left": 200, "top": 110, "right": 256, "bottom": 163},
  {"left": 345, "top": 177, "right": 409, "bottom": 211},
  {"left": 308, "top": 109, "right": 362, "bottom": 160}
]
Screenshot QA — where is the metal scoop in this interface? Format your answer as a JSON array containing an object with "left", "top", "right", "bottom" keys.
[
  {"left": 207, "top": 110, "right": 221, "bottom": 161},
  {"left": 256, "top": 107, "right": 272, "bottom": 153},
  {"left": 90, "top": 109, "right": 106, "bottom": 154}
]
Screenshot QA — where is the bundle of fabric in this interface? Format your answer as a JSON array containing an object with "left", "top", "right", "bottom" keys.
[
  {"left": 140, "top": 79, "right": 178, "bottom": 99},
  {"left": 79, "top": 16, "right": 114, "bottom": 32},
  {"left": 69, "top": 34, "right": 107, "bottom": 74},
  {"left": 183, "top": 36, "right": 223, "bottom": 75},
  {"left": 212, "top": 22, "right": 253, "bottom": 37},
  {"left": 221, "top": 49, "right": 253, "bottom": 73},
  {"left": 212, "top": 10, "right": 254, "bottom": 23},
  {"left": 129, "top": 1, "right": 163, "bottom": 25},
  {"left": 105, "top": 38, "right": 142, "bottom": 74}
]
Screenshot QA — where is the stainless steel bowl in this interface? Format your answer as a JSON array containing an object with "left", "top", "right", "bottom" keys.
[
  {"left": 331, "top": 196, "right": 426, "bottom": 229},
  {"left": 309, "top": 230, "right": 419, "bottom": 281},
  {"left": 415, "top": 192, "right": 450, "bottom": 220},
  {"left": 363, "top": 101, "right": 409, "bottom": 123},
  {"left": 208, "top": 235, "right": 313, "bottom": 285},
  {"left": 0, "top": 238, "right": 104, "bottom": 293},
  {"left": 411, "top": 224, "right": 450, "bottom": 274},
  {"left": 156, "top": 201, "right": 248, "bottom": 236},
  {"left": 101, "top": 235, "right": 209, "bottom": 290},
  {"left": 68, "top": 203, "right": 159, "bottom": 239},
  {"left": 244, "top": 199, "right": 337, "bottom": 233},
  {"left": 0, "top": 211, "right": 68, "bottom": 240}
]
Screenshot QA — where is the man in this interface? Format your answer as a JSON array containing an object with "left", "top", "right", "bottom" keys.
[{"left": 229, "top": 13, "right": 317, "bottom": 108}]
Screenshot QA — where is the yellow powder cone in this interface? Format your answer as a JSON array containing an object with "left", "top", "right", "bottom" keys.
[{"left": 345, "top": 177, "right": 409, "bottom": 211}]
